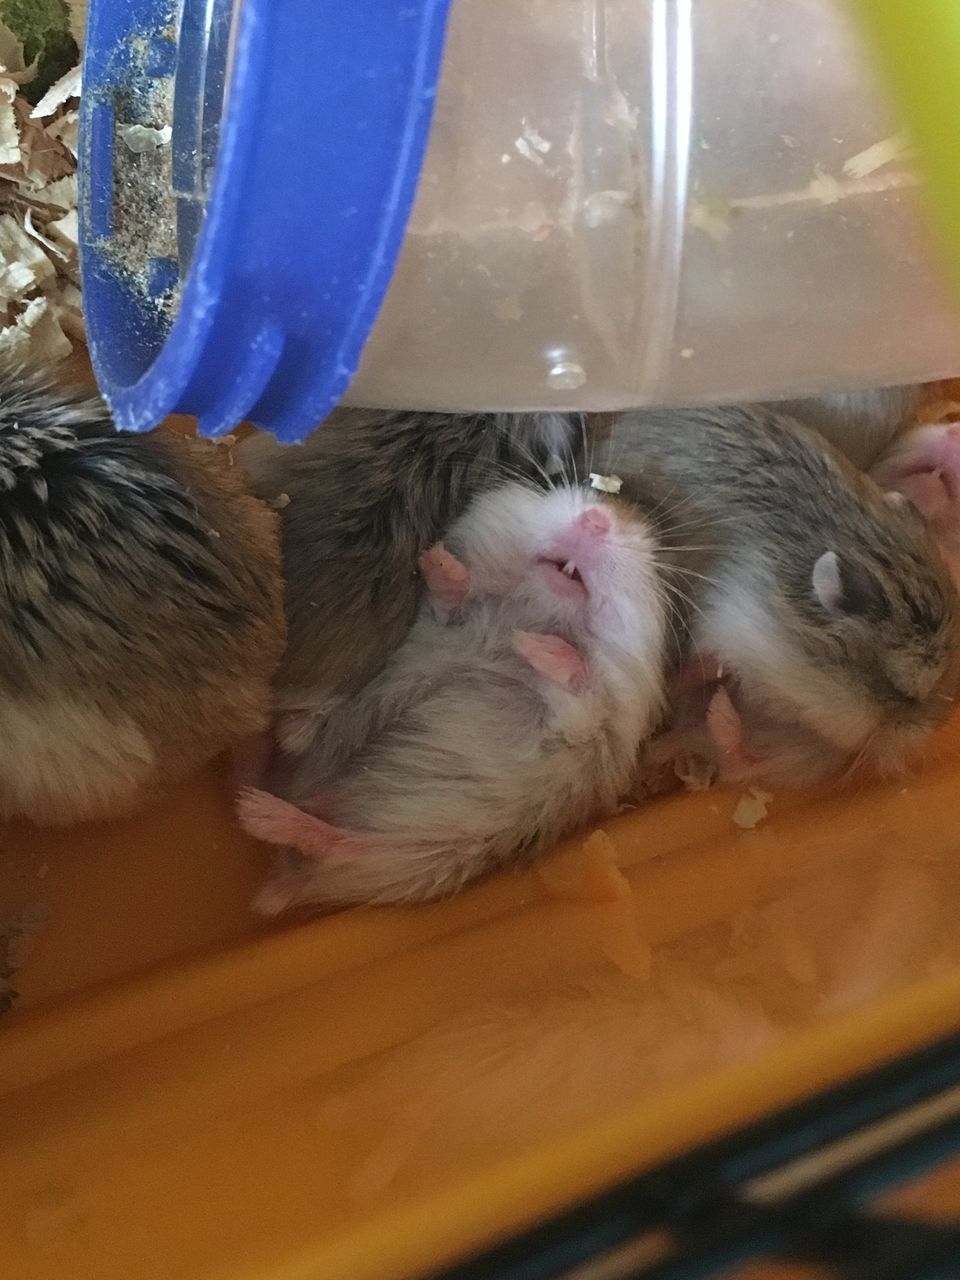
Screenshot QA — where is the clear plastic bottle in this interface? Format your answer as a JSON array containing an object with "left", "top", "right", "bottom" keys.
[{"left": 345, "top": 0, "right": 960, "bottom": 412}]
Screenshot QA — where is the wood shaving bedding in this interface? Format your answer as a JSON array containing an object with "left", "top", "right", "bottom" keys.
[{"left": 0, "top": 22, "right": 81, "bottom": 364}]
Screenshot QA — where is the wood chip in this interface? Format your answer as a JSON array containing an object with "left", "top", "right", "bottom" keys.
[
  {"left": 843, "top": 131, "right": 913, "bottom": 180},
  {"left": 537, "top": 830, "right": 652, "bottom": 979},
  {"left": 733, "top": 786, "right": 774, "bottom": 830},
  {"left": 0, "top": 52, "right": 82, "bottom": 363},
  {"left": 30, "top": 66, "right": 81, "bottom": 120}
]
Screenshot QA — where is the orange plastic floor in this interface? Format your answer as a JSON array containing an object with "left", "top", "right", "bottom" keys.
[{"left": 3, "top": 714, "right": 960, "bottom": 1279}]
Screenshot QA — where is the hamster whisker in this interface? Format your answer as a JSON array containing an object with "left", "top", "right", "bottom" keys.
[
  {"left": 655, "top": 565, "right": 710, "bottom": 623},
  {"left": 653, "top": 490, "right": 744, "bottom": 530},
  {"left": 635, "top": 480, "right": 692, "bottom": 525},
  {"left": 661, "top": 564, "right": 720, "bottom": 592},
  {"left": 574, "top": 412, "right": 592, "bottom": 487},
  {"left": 841, "top": 729, "right": 881, "bottom": 785},
  {"left": 659, "top": 578, "right": 710, "bottom": 635},
  {"left": 654, "top": 543, "right": 719, "bottom": 554},
  {"left": 492, "top": 435, "right": 565, "bottom": 495},
  {"left": 655, "top": 598, "right": 699, "bottom": 664},
  {"left": 594, "top": 429, "right": 634, "bottom": 481},
  {"left": 661, "top": 508, "right": 743, "bottom": 536},
  {"left": 441, "top": 452, "right": 554, "bottom": 496}
]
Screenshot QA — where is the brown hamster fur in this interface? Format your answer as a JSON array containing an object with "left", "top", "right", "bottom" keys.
[{"left": 0, "top": 376, "right": 285, "bottom": 824}]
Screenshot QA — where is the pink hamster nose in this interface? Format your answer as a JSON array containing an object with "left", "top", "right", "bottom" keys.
[
  {"left": 576, "top": 508, "right": 612, "bottom": 537},
  {"left": 537, "top": 504, "right": 613, "bottom": 599}
]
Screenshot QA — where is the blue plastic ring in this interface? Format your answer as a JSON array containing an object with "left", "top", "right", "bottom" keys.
[{"left": 79, "top": 0, "right": 455, "bottom": 442}]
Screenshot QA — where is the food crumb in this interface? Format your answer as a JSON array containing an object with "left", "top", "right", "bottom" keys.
[
  {"left": 268, "top": 492, "right": 291, "bottom": 511},
  {"left": 589, "top": 472, "right": 623, "bottom": 495},
  {"left": 536, "top": 830, "right": 651, "bottom": 980},
  {"left": 733, "top": 786, "right": 774, "bottom": 830},
  {"left": 118, "top": 122, "right": 173, "bottom": 153}
]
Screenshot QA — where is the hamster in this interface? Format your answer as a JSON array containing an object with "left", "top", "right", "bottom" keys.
[
  {"left": 0, "top": 374, "right": 285, "bottom": 825},
  {"left": 238, "top": 481, "right": 668, "bottom": 909},
  {"left": 759, "top": 385, "right": 924, "bottom": 470},
  {"left": 871, "top": 419, "right": 960, "bottom": 564},
  {"left": 593, "top": 404, "right": 960, "bottom": 786},
  {"left": 238, "top": 409, "right": 578, "bottom": 726}
]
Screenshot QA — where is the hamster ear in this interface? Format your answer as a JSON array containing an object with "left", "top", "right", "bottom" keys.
[
  {"left": 812, "top": 550, "right": 843, "bottom": 613},
  {"left": 812, "top": 551, "right": 885, "bottom": 619}
]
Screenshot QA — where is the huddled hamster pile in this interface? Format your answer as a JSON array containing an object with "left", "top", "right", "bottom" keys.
[
  {"left": 237, "top": 393, "right": 960, "bottom": 907},
  {"left": 2, "top": 377, "right": 959, "bottom": 911}
]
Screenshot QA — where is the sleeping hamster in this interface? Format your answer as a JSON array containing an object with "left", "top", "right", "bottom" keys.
[
  {"left": 0, "top": 375, "right": 284, "bottom": 824},
  {"left": 240, "top": 480, "right": 668, "bottom": 908}
]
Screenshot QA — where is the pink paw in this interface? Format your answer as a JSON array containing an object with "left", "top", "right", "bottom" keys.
[
  {"left": 706, "top": 686, "right": 761, "bottom": 779},
  {"left": 237, "top": 787, "right": 361, "bottom": 858},
  {"left": 512, "top": 630, "right": 589, "bottom": 691},
  {"left": 419, "top": 542, "right": 470, "bottom": 612}
]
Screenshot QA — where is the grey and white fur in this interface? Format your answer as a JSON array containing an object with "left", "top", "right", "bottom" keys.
[
  {"left": 0, "top": 373, "right": 285, "bottom": 824},
  {"left": 594, "top": 403, "right": 960, "bottom": 783},
  {"left": 239, "top": 481, "right": 668, "bottom": 908},
  {"left": 759, "top": 385, "right": 924, "bottom": 470},
  {"left": 238, "top": 408, "right": 578, "bottom": 714},
  {"left": 240, "top": 389, "right": 919, "bottom": 725},
  {"left": 241, "top": 389, "right": 945, "bottom": 802}
]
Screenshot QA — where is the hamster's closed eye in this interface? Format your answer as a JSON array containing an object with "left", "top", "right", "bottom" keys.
[{"left": 811, "top": 551, "right": 888, "bottom": 621}]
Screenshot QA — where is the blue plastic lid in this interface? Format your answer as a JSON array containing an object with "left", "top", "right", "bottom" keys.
[{"left": 78, "top": 0, "right": 455, "bottom": 442}]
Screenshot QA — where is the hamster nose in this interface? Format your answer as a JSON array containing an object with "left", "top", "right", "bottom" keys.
[{"left": 576, "top": 508, "right": 612, "bottom": 537}]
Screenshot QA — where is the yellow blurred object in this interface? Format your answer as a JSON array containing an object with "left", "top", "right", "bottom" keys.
[
  {"left": 4, "top": 708, "right": 960, "bottom": 1277},
  {"left": 848, "top": 2, "right": 960, "bottom": 302}
]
